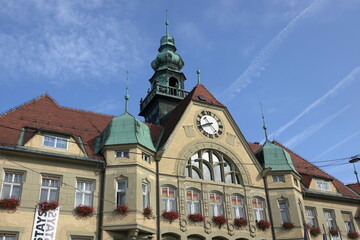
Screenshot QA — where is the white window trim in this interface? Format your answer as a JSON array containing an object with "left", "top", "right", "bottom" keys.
[
  {"left": 231, "top": 195, "right": 245, "bottom": 218},
  {"left": 142, "top": 183, "right": 149, "bottom": 209},
  {"left": 273, "top": 175, "right": 285, "bottom": 182},
  {"left": 252, "top": 198, "right": 266, "bottom": 221},
  {"left": 115, "top": 150, "right": 129, "bottom": 158},
  {"left": 186, "top": 189, "right": 201, "bottom": 214},
  {"left": 116, "top": 179, "right": 127, "bottom": 205},
  {"left": 43, "top": 135, "right": 69, "bottom": 150},
  {"left": 305, "top": 207, "right": 317, "bottom": 227},
  {"left": 75, "top": 180, "right": 94, "bottom": 207},
  {"left": 142, "top": 153, "right": 150, "bottom": 162},
  {"left": 162, "top": 186, "right": 177, "bottom": 212},
  {"left": 209, "top": 192, "right": 224, "bottom": 217},
  {"left": 40, "top": 177, "right": 60, "bottom": 202},
  {"left": 1, "top": 172, "right": 23, "bottom": 199},
  {"left": 279, "top": 201, "right": 290, "bottom": 223}
]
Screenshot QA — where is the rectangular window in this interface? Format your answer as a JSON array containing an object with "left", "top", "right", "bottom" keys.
[
  {"left": 142, "top": 153, "right": 150, "bottom": 162},
  {"left": 186, "top": 190, "right": 200, "bottom": 214},
  {"left": 209, "top": 192, "right": 224, "bottom": 217},
  {"left": 272, "top": 175, "right": 285, "bottom": 182},
  {"left": 316, "top": 180, "right": 330, "bottom": 191},
  {"left": 342, "top": 212, "right": 354, "bottom": 233},
  {"left": 305, "top": 207, "right": 317, "bottom": 227},
  {"left": 279, "top": 201, "right": 290, "bottom": 223},
  {"left": 115, "top": 150, "right": 129, "bottom": 158},
  {"left": 1, "top": 172, "right": 23, "bottom": 199},
  {"left": 0, "top": 233, "right": 17, "bottom": 240},
  {"left": 324, "top": 209, "right": 336, "bottom": 229},
  {"left": 252, "top": 198, "right": 265, "bottom": 221},
  {"left": 142, "top": 183, "right": 149, "bottom": 209},
  {"left": 162, "top": 187, "right": 177, "bottom": 212},
  {"left": 40, "top": 177, "right": 60, "bottom": 202},
  {"left": 76, "top": 180, "right": 93, "bottom": 206},
  {"left": 117, "top": 180, "right": 127, "bottom": 205},
  {"left": 231, "top": 195, "right": 245, "bottom": 218},
  {"left": 43, "top": 135, "right": 68, "bottom": 150},
  {"left": 71, "top": 237, "right": 93, "bottom": 240}
]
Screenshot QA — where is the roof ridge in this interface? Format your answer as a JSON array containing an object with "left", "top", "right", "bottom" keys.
[{"left": 0, "top": 94, "right": 56, "bottom": 117}]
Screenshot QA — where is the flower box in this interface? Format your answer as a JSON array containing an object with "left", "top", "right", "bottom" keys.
[
  {"left": 257, "top": 220, "right": 271, "bottom": 231},
  {"left": 36, "top": 201, "right": 59, "bottom": 212},
  {"left": 188, "top": 213, "right": 205, "bottom": 222},
  {"left": 234, "top": 218, "right": 248, "bottom": 227},
  {"left": 114, "top": 204, "right": 129, "bottom": 216},
  {"left": 213, "top": 215, "right": 228, "bottom": 229},
  {"left": 74, "top": 205, "right": 94, "bottom": 217},
  {"left": 329, "top": 228, "right": 339, "bottom": 237},
  {"left": 348, "top": 231, "right": 359, "bottom": 239},
  {"left": 162, "top": 211, "right": 179, "bottom": 223},
  {"left": 309, "top": 226, "right": 321, "bottom": 237},
  {"left": 0, "top": 198, "right": 21, "bottom": 211},
  {"left": 282, "top": 221, "right": 295, "bottom": 230},
  {"left": 143, "top": 206, "right": 153, "bottom": 218}
]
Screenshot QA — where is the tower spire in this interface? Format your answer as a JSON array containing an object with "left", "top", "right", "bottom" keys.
[
  {"left": 125, "top": 71, "right": 130, "bottom": 113},
  {"left": 165, "top": 9, "right": 169, "bottom": 35},
  {"left": 260, "top": 102, "right": 268, "bottom": 141},
  {"left": 197, "top": 68, "right": 201, "bottom": 84}
]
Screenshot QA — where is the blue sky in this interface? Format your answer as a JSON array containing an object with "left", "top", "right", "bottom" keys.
[{"left": 1, "top": 0, "right": 360, "bottom": 184}]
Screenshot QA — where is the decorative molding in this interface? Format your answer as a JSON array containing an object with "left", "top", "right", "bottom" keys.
[{"left": 183, "top": 125, "right": 195, "bottom": 138}]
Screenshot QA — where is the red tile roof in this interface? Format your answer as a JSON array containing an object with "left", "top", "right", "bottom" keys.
[
  {"left": 347, "top": 183, "right": 360, "bottom": 195},
  {"left": 190, "top": 83, "right": 224, "bottom": 107},
  {"left": 0, "top": 94, "right": 113, "bottom": 159}
]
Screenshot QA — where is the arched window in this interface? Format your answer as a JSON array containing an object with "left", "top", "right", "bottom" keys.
[
  {"left": 186, "top": 149, "right": 242, "bottom": 184},
  {"left": 252, "top": 197, "right": 266, "bottom": 221},
  {"left": 231, "top": 195, "right": 245, "bottom": 218},
  {"left": 186, "top": 189, "right": 201, "bottom": 214},
  {"left": 209, "top": 192, "right": 224, "bottom": 217},
  {"left": 162, "top": 186, "right": 177, "bottom": 211}
]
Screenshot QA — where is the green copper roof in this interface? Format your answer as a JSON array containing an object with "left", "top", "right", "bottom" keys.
[
  {"left": 95, "top": 112, "right": 155, "bottom": 153},
  {"left": 256, "top": 140, "right": 298, "bottom": 174}
]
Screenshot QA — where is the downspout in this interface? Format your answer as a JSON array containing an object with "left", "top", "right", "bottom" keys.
[
  {"left": 97, "top": 160, "right": 106, "bottom": 240},
  {"left": 155, "top": 157, "right": 160, "bottom": 240},
  {"left": 262, "top": 168, "right": 276, "bottom": 240}
]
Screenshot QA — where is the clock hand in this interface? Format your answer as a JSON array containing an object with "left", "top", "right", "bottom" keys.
[{"left": 203, "top": 117, "right": 217, "bottom": 133}]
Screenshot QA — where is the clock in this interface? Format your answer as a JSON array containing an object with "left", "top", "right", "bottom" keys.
[{"left": 196, "top": 110, "right": 223, "bottom": 138}]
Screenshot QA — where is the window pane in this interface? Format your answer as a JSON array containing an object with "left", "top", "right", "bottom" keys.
[
  {"left": 84, "top": 193, "right": 92, "bottom": 205},
  {"left": 214, "top": 165, "right": 221, "bottom": 181},
  {"left": 192, "top": 169, "right": 201, "bottom": 179},
  {"left": 40, "top": 189, "right": 48, "bottom": 201},
  {"left": 76, "top": 192, "right": 82, "bottom": 205},
  {"left": 1, "top": 185, "right": 11, "bottom": 198},
  {"left": 49, "top": 189, "right": 57, "bottom": 201},
  {"left": 12, "top": 185, "right": 21, "bottom": 199},
  {"left": 203, "top": 164, "right": 211, "bottom": 180}
]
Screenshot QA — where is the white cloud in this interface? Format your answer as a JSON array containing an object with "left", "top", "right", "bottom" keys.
[
  {"left": 219, "top": 0, "right": 322, "bottom": 102},
  {"left": 268, "top": 65, "right": 360, "bottom": 140},
  {"left": 284, "top": 105, "right": 350, "bottom": 148},
  {"left": 0, "top": 0, "right": 142, "bottom": 84}
]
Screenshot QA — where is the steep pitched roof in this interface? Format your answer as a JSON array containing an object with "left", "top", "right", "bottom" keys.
[
  {"left": 272, "top": 141, "right": 358, "bottom": 198},
  {"left": 157, "top": 83, "right": 225, "bottom": 149},
  {"left": 347, "top": 183, "right": 360, "bottom": 195},
  {"left": 0, "top": 94, "right": 113, "bottom": 159}
]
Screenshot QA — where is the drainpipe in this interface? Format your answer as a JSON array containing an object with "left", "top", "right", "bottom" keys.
[
  {"left": 97, "top": 160, "right": 106, "bottom": 240},
  {"left": 262, "top": 168, "right": 276, "bottom": 240}
]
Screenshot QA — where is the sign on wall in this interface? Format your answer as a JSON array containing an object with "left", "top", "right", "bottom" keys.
[{"left": 31, "top": 208, "right": 60, "bottom": 240}]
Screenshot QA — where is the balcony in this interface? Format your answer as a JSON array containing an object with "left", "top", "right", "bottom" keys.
[{"left": 140, "top": 83, "right": 189, "bottom": 111}]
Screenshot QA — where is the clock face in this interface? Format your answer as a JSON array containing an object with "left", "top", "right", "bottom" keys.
[{"left": 196, "top": 110, "right": 223, "bottom": 138}]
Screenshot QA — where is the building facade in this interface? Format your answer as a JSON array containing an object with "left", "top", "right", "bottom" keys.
[{"left": 0, "top": 21, "right": 359, "bottom": 240}]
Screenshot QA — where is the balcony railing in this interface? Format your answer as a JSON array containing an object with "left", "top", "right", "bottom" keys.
[{"left": 140, "top": 83, "right": 189, "bottom": 111}]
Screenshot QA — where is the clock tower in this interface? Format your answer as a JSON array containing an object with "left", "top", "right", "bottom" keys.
[{"left": 139, "top": 17, "right": 188, "bottom": 125}]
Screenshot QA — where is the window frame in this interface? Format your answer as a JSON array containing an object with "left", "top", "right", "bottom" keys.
[
  {"left": 75, "top": 180, "right": 94, "bottom": 207},
  {"left": 142, "top": 152, "right": 150, "bottom": 162},
  {"left": 40, "top": 176, "right": 60, "bottom": 202},
  {"left": 323, "top": 209, "right": 336, "bottom": 229},
  {"left": 342, "top": 212, "right": 355, "bottom": 233},
  {"left": 115, "top": 150, "right": 129, "bottom": 158},
  {"left": 231, "top": 194, "right": 245, "bottom": 219},
  {"left": 316, "top": 180, "right": 330, "bottom": 191},
  {"left": 142, "top": 182, "right": 149, "bottom": 209},
  {"left": 162, "top": 186, "right": 177, "bottom": 212},
  {"left": 1, "top": 172, "right": 23, "bottom": 199},
  {"left": 252, "top": 197, "right": 266, "bottom": 221},
  {"left": 278, "top": 201, "right": 290, "bottom": 223},
  {"left": 43, "top": 135, "right": 69, "bottom": 150},
  {"left": 0, "top": 232, "right": 18, "bottom": 240},
  {"left": 116, "top": 179, "right": 127, "bottom": 205},
  {"left": 272, "top": 175, "right": 285, "bottom": 182},
  {"left": 209, "top": 192, "right": 224, "bottom": 217},
  {"left": 305, "top": 207, "right": 318, "bottom": 227},
  {"left": 186, "top": 189, "right": 201, "bottom": 214}
]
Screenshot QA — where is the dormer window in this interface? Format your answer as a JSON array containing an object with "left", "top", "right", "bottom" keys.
[
  {"left": 43, "top": 135, "right": 68, "bottom": 150},
  {"left": 316, "top": 180, "right": 330, "bottom": 191}
]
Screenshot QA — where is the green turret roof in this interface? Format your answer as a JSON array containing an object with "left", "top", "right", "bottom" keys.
[
  {"left": 95, "top": 112, "right": 156, "bottom": 153},
  {"left": 256, "top": 140, "right": 299, "bottom": 174}
]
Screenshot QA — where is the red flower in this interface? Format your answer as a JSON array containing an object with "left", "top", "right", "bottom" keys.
[
  {"left": 74, "top": 205, "right": 95, "bottom": 217},
  {"left": 282, "top": 221, "right": 295, "bottom": 229},
  {"left": 143, "top": 206, "right": 153, "bottom": 218},
  {"left": 162, "top": 211, "right": 179, "bottom": 223},
  {"left": 348, "top": 231, "right": 359, "bottom": 239},
  {"left": 257, "top": 220, "right": 271, "bottom": 231},
  {"left": 329, "top": 228, "right": 339, "bottom": 237},
  {"left": 234, "top": 218, "right": 248, "bottom": 227},
  {"left": 213, "top": 215, "right": 228, "bottom": 229},
  {"left": 114, "top": 204, "right": 129, "bottom": 216},
  {"left": 36, "top": 201, "right": 59, "bottom": 212},
  {"left": 309, "top": 226, "right": 321, "bottom": 237},
  {"left": 0, "top": 198, "right": 21, "bottom": 211},
  {"left": 188, "top": 213, "right": 205, "bottom": 222}
]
